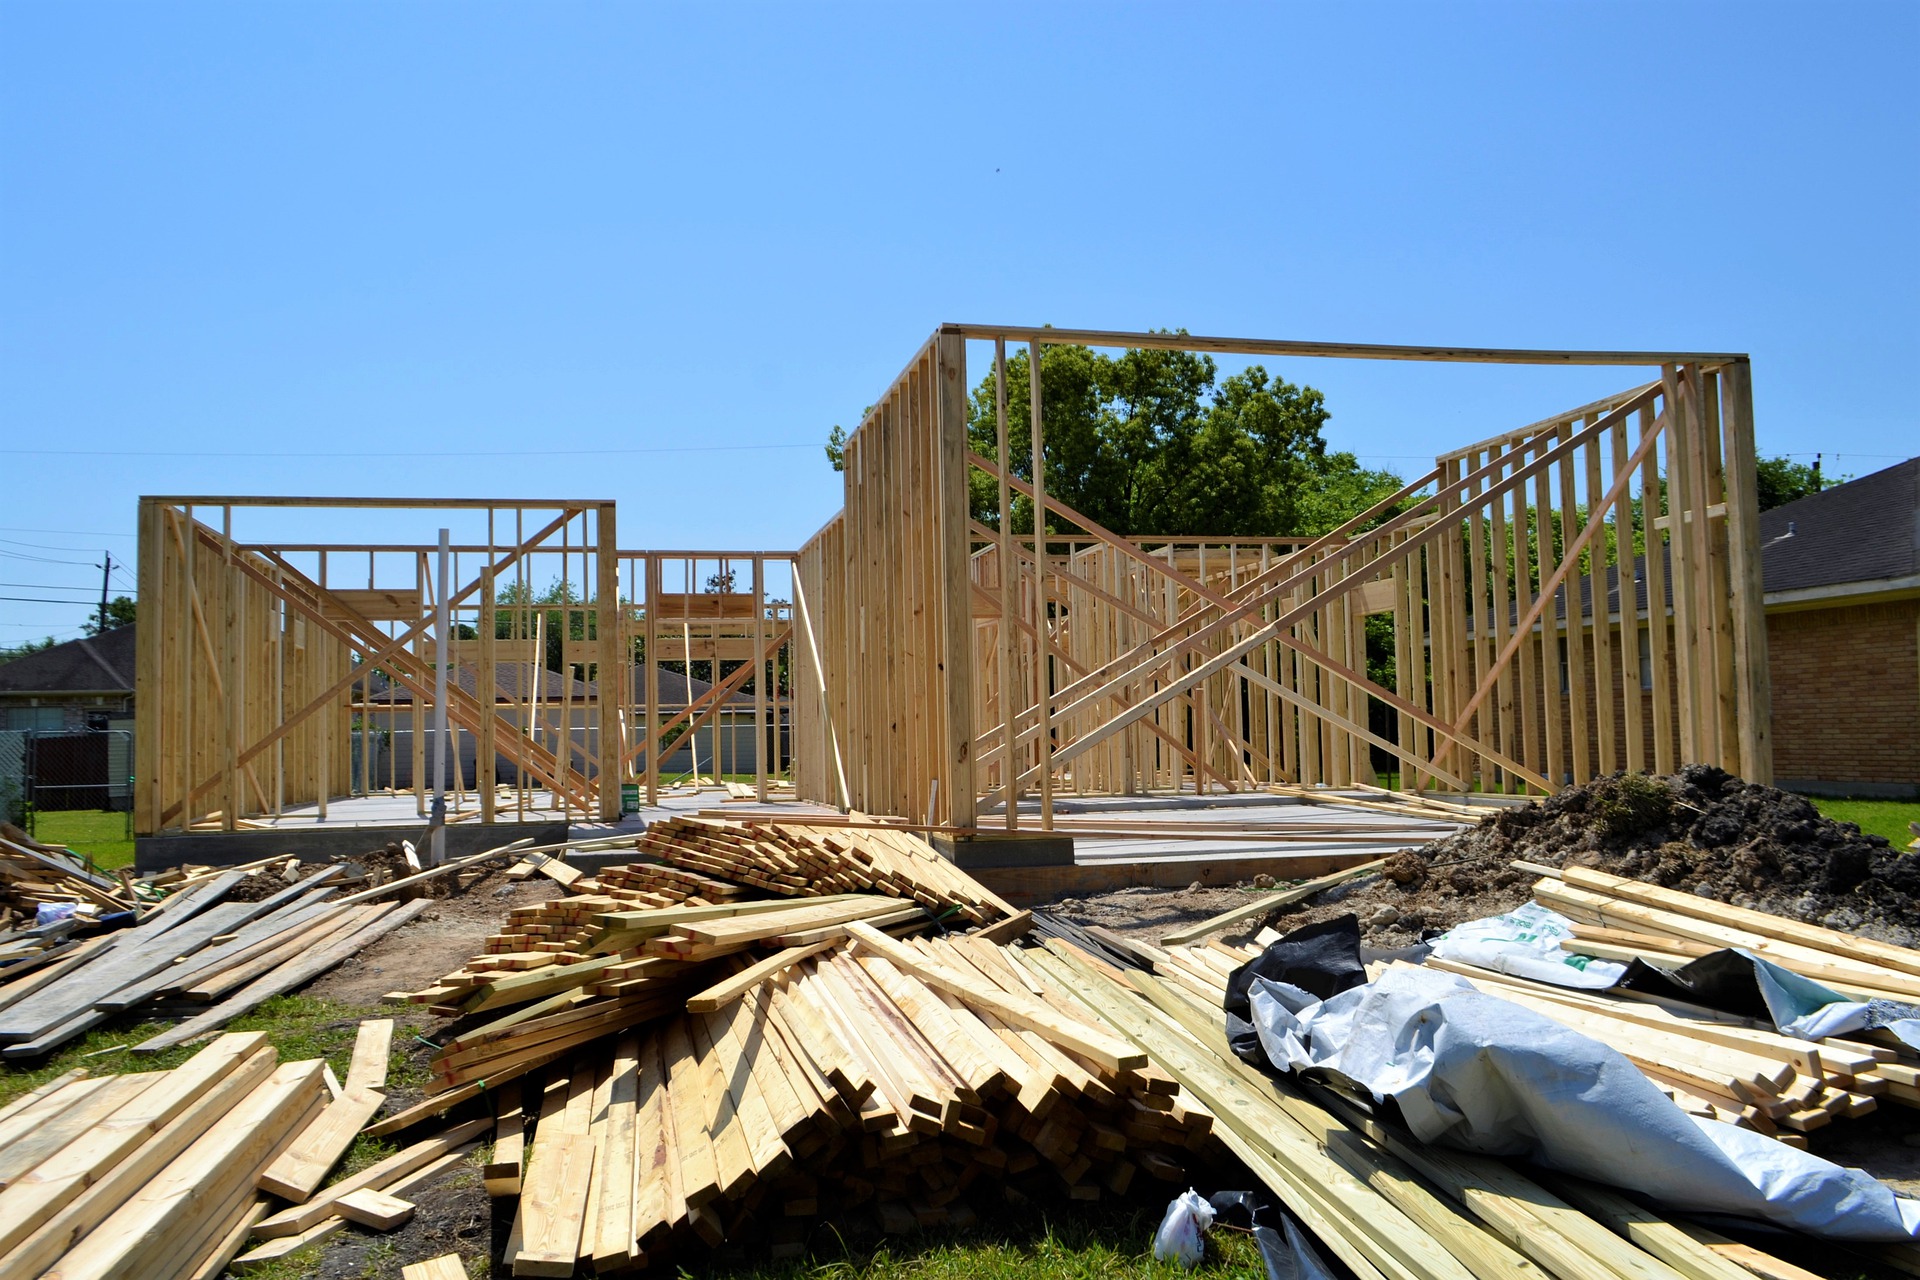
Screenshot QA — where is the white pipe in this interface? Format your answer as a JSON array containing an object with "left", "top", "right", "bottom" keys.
[{"left": 429, "top": 527, "right": 450, "bottom": 864}]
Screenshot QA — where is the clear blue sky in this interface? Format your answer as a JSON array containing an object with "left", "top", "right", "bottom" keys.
[{"left": 2, "top": 2, "right": 1914, "bottom": 644}]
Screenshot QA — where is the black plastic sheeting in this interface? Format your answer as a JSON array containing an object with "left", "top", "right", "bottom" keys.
[{"left": 1223, "top": 914, "right": 1368, "bottom": 1066}]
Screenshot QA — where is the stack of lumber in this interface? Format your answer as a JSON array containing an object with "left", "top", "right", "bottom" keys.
[
  {"left": 0, "top": 861, "right": 427, "bottom": 1058},
  {"left": 0, "top": 1031, "right": 332, "bottom": 1280},
  {"left": 374, "top": 894, "right": 941, "bottom": 1127},
  {"left": 631, "top": 816, "right": 1013, "bottom": 925},
  {"left": 1040, "top": 931, "right": 1885, "bottom": 1280},
  {"left": 466, "top": 923, "right": 1213, "bottom": 1275},
  {"left": 0, "top": 828, "right": 134, "bottom": 922},
  {"left": 1523, "top": 861, "right": 1920, "bottom": 1115},
  {"left": 1418, "top": 958, "right": 1885, "bottom": 1141},
  {"left": 1527, "top": 863, "right": 1920, "bottom": 1005}
]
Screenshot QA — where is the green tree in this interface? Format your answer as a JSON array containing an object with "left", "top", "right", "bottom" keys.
[
  {"left": 1754, "top": 455, "right": 1830, "bottom": 511},
  {"left": 85, "top": 596, "right": 136, "bottom": 636},
  {"left": 0, "top": 636, "right": 58, "bottom": 664}
]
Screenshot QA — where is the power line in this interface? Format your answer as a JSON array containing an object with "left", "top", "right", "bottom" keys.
[
  {"left": 0, "top": 548, "right": 97, "bottom": 567},
  {"left": 0, "top": 582, "right": 135, "bottom": 594},
  {"left": 1, "top": 441, "right": 819, "bottom": 460},
  {"left": 0, "top": 595, "right": 124, "bottom": 605},
  {"left": 0, "top": 526, "right": 137, "bottom": 539}
]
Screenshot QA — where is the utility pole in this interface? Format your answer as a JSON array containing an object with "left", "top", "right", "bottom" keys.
[{"left": 96, "top": 552, "right": 112, "bottom": 635}]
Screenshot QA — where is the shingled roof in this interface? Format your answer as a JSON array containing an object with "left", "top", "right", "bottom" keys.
[
  {"left": 0, "top": 626, "right": 136, "bottom": 696},
  {"left": 1760, "top": 458, "right": 1920, "bottom": 597}
]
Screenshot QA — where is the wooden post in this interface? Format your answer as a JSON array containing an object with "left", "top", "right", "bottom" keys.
[
  {"left": 134, "top": 500, "right": 163, "bottom": 837},
  {"left": 1719, "top": 359, "right": 1772, "bottom": 784},
  {"left": 995, "top": 339, "right": 1019, "bottom": 829},
  {"left": 935, "top": 332, "right": 977, "bottom": 829},
  {"left": 1024, "top": 338, "right": 1052, "bottom": 829}
]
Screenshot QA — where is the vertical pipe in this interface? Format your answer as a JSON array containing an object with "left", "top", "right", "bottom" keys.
[
  {"left": 754, "top": 555, "right": 767, "bottom": 801},
  {"left": 429, "top": 527, "right": 450, "bottom": 864}
]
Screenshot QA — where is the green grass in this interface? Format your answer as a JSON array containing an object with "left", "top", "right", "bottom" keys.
[
  {"left": 26, "top": 808, "right": 135, "bottom": 870},
  {"left": 0, "top": 994, "right": 393, "bottom": 1108},
  {"left": 1806, "top": 796, "right": 1920, "bottom": 849},
  {"left": 685, "top": 1205, "right": 1265, "bottom": 1280}
]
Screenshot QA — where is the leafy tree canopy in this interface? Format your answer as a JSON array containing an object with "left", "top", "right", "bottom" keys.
[
  {"left": 1754, "top": 455, "right": 1833, "bottom": 512},
  {"left": 86, "top": 596, "right": 135, "bottom": 636},
  {"left": 824, "top": 336, "right": 1402, "bottom": 539}
]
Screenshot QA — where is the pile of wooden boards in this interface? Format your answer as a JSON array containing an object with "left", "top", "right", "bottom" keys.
[
  {"left": 0, "top": 861, "right": 428, "bottom": 1058},
  {"left": 630, "top": 816, "right": 1013, "bottom": 925},
  {"left": 0, "top": 1031, "right": 332, "bottom": 1280},
  {"left": 375, "top": 893, "right": 948, "bottom": 1126},
  {"left": 230, "top": 1020, "right": 499, "bottom": 1272},
  {"left": 1523, "top": 862, "right": 1920, "bottom": 1117},
  {"left": 0, "top": 827, "right": 134, "bottom": 923},
  {"left": 1528, "top": 863, "right": 1920, "bottom": 1005},
  {"left": 469, "top": 923, "right": 1215, "bottom": 1276},
  {"left": 1031, "top": 931, "right": 1890, "bottom": 1280}
]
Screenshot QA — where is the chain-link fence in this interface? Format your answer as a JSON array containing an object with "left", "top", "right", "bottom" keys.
[
  {"left": 0, "top": 728, "right": 134, "bottom": 828},
  {"left": 0, "top": 731, "right": 25, "bottom": 826}
]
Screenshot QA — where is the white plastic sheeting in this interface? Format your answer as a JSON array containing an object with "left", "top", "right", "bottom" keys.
[
  {"left": 1248, "top": 964, "right": 1920, "bottom": 1241},
  {"left": 1426, "top": 903, "right": 1626, "bottom": 989}
]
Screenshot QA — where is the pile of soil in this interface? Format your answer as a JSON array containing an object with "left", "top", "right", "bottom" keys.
[{"left": 1243, "top": 766, "right": 1920, "bottom": 949}]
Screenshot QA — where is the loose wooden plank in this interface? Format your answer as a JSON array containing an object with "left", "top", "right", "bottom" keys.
[
  {"left": 251, "top": 1117, "right": 491, "bottom": 1238},
  {"left": 335, "top": 1186, "right": 415, "bottom": 1230},
  {"left": 257, "top": 1088, "right": 387, "bottom": 1201},
  {"left": 1160, "top": 859, "right": 1387, "bottom": 945},
  {"left": 686, "top": 941, "right": 836, "bottom": 1013},
  {"left": 346, "top": 1018, "right": 395, "bottom": 1093},
  {"left": 402, "top": 1256, "right": 470, "bottom": 1280},
  {"left": 512, "top": 1131, "right": 595, "bottom": 1277}
]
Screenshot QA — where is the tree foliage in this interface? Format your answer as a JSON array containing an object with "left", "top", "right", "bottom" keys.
[
  {"left": 85, "top": 596, "right": 136, "bottom": 636},
  {"left": 1754, "top": 455, "right": 1831, "bottom": 512},
  {"left": 960, "top": 341, "right": 1402, "bottom": 538}
]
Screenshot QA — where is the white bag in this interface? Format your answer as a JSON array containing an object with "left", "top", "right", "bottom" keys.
[{"left": 1151, "top": 1188, "right": 1216, "bottom": 1267}]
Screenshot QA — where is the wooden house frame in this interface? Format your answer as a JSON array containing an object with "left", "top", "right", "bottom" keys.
[
  {"left": 135, "top": 326, "right": 1768, "bottom": 839},
  {"left": 134, "top": 498, "right": 794, "bottom": 835},
  {"left": 789, "top": 326, "right": 1770, "bottom": 831}
]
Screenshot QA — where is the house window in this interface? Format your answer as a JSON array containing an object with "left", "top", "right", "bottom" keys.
[
  {"left": 1559, "top": 638, "right": 1569, "bottom": 694},
  {"left": 1638, "top": 628, "right": 1654, "bottom": 690}
]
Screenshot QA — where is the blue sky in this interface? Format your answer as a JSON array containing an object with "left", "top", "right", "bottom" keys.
[{"left": 2, "top": 1, "right": 1914, "bottom": 644}]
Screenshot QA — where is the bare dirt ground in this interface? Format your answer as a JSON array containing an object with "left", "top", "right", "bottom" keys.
[{"left": 267, "top": 876, "right": 565, "bottom": 1278}]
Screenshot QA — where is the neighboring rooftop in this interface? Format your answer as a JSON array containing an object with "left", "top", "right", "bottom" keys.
[
  {"left": 1760, "top": 458, "right": 1920, "bottom": 597},
  {"left": 0, "top": 626, "right": 136, "bottom": 696}
]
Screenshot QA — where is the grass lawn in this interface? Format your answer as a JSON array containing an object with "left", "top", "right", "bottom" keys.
[
  {"left": 1805, "top": 796, "right": 1920, "bottom": 849},
  {"left": 25, "top": 808, "right": 135, "bottom": 870}
]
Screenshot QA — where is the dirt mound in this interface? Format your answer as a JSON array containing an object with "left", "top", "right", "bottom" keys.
[{"left": 1261, "top": 767, "right": 1920, "bottom": 950}]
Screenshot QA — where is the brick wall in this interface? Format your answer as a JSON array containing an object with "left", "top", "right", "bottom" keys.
[{"left": 1768, "top": 599, "right": 1920, "bottom": 796}]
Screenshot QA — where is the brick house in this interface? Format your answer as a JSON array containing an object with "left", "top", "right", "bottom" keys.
[{"left": 1762, "top": 458, "right": 1920, "bottom": 798}]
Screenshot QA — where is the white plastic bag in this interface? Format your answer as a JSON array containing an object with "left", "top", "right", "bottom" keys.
[
  {"left": 1152, "top": 1188, "right": 1216, "bottom": 1267},
  {"left": 1427, "top": 901, "right": 1626, "bottom": 989}
]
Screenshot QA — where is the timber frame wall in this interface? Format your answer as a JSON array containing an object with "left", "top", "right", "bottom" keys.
[
  {"left": 790, "top": 326, "right": 1771, "bottom": 830},
  {"left": 136, "top": 327, "right": 1769, "bottom": 837},
  {"left": 135, "top": 497, "right": 794, "bottom": 835}
]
